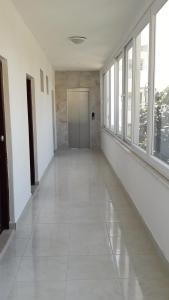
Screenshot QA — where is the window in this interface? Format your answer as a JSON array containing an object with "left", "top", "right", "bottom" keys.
[
  {"left": 102, "top": 0, "right": 169, "bottom": 180},
  {"left": 40, "top": 69, "right": 44, "bottom": 93},
  {"left": 134, "top": 24, "right": 149, "bottom": 150},
  {"left": 103, "top": 70, "right": 110, "bottom": 128},
  {"left": 46, "top": 75, "right": 49, "bottom": 94},
  {"left": 110, "top": 65, "right": 115, "bottom": 130},
  {"left": 125, "top": 44, "right": 133, "bottom": 140},
  {"left": 153, "top": 1, "right": 169, "bottom": 165},
  {"left": 117, "top": 56, "right": 123, "bottom": 135}
]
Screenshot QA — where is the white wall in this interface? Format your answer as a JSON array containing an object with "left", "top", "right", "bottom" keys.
[
  {"left": 101, "top": 130, "right": 169, "bottom": 263},
  {"left": 0, "top": 0, "right": 55, "bottom": 222}
]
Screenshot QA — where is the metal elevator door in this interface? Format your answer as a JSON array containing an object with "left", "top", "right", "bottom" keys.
[{"left": 68, "top": 89, "right": 89, "bottom": 148}]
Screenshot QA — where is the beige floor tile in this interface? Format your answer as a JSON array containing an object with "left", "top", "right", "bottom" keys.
[
  {"left": 69, "top": 223, "right": 112, "bottom": 255},
  {"left": 16, "top": 257, "right": 67, "bottom": 281},
  {"left": 8, "top": 281, "right": 66, "bottom": 300},
  {"left": 67, "top": 255, "right": 119, "bottom": 280},
  {"left": 66, "top": 279, "right": 124, "bottom": 300}
]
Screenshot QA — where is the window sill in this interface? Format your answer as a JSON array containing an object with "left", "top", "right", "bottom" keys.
[{"left": 102, "top": 127, "right": 169, "bottom": 189}]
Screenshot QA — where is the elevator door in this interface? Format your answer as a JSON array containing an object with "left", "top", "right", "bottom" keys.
[{"left": 68, "top": 89, "right": 89, "bottom": 148}]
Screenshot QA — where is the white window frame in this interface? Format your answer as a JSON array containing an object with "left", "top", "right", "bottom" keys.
[
  {"left": 103, "top": 71, "right": 110, "bottom": 129},
  {"left": 125, "top": 40, "right": 134, "bottom": 143},
  {"left": 103, "top": 72, "right": 107, "bottom": 128},
  {"left": 147, "top": 0, "right": 169, "bottom": 178},
  {"left": 116, "top": 52, "right": 124, "bottom": 138},
  {"left": 132, "top": 13, "right": 151, "bottom": 160},
  {"left": 108, "top": 70, "right": 111, "bottom": 129},
  {"left": 110, "top": 63, "right": 115, "bottom": 132}
]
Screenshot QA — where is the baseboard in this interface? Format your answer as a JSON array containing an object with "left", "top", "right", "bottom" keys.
[
  {"left": 102, "top": 150, "right": 169, "bottom": 274},
  {"left": 38, "top": 155, "right": 55, "bottom": 184},
  {"left": 15, "top": 155, "right": 55, "bottom": 228},
  {"left": 0, "top": 229, "right": 15, "bottom": 259},
  {"left": 9, "top": 222, "right": 16, "bottom": 230}
]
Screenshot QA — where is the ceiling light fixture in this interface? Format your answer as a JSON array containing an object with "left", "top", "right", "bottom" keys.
[{"left": 68, "top": 36, "right": 87, "bottom": 45}]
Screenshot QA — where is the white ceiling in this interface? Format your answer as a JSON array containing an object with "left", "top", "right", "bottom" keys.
[{"left": 12, "top": 0, "right": 152, "bottom": 71}]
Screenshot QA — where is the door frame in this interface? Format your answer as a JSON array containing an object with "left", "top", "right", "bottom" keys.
[
  {"left": 67, "top": 88, "right": 90, "bottom": 148},
  {"left": 26, "top": 74, "right": 39, "bottom": 190}
]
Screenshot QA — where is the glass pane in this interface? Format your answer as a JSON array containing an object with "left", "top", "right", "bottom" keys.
[
  {"left": 118, "top": 57, "right": 123, "bottom": 134},
  {"left": 134, "top": 24, "right": 149, "bottom": 150},
  {"left": 104, "top": 71, "right": 110, "bottom": 128},
  {"left": 126, "top": 46, "right": 133, "bottom": 140},
  {"left": 111, "top": 65, "right": 115, "bottom": 130},
  {"left": 153, "top": 1, "right": 169, "bottom": 165}
]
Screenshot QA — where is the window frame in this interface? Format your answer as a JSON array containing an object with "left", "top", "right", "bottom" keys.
[
  {"left": 46, "top": 75, "right": 49, "bottom": 95},
  {"left": 124, "top": 40, "right": 134, "bottom": 143},
  {"left": 110, "top": 63, "right": 115, "bottom": 132},
  {"left": 148, "top": 0, "right": 169, "bottom": 177},
  {"left": 103, "top": 70, "right": 110, "bottom": 129},
  {"left": 133, "top": 22, "right": 151, "bottom": 153},
  {"left": 40, "top": 69, "right": 44, "bottom": 93},
  {"left": 116, "top": 52, "right": 124, "bottom": 138}
]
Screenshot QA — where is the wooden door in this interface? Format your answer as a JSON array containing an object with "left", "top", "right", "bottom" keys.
[
  {"left": 26, "top": 78, "right": 35, "bottom": 186},
  {"left": 0, "top": 60, "right": 9, "bottom": 233}
]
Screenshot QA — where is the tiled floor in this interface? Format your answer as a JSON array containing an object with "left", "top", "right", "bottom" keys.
[{"left": 1, "top": 149, "right": 169, "bottom": 300}]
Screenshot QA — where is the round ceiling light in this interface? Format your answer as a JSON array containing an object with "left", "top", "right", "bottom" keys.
[{"left": 68, "top": 36, "right": 87, "bottom": 45}]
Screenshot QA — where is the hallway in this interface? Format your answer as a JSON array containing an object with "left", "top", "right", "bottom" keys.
[{"left": 1, "top": 149, "right": 169, "bottom": 300}]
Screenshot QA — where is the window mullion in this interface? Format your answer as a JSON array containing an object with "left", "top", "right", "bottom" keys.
[
  {"left": 122, "top": 49, "right": 126, "bottom": 140},
  {"left": 115, "top": 60, "right": 119, "bottom": 135},
  {"left": 109, "top": 70, "right": 111, "bottom": 129},
  {"left": 124, "top": 41, "right": 133, "bottom": 142},
  {"left": 147, "top": 14, "right": 156, "bottom": 157},
  {"left": 131, "top": 38, "right": 136, "bottom": 145},
  {"left": 114, "top": 62, "right": 116, "bottom": 134},
  {"left": 124, "top": 46, "right": 128, "bottom": 140},
  {"left": 103, "top": 74, "right": 106, "bottom": 128}
]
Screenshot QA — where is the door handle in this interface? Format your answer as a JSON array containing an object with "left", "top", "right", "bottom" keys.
[{"left": 0, "top": 135, "right": 4, "bottom": 142}]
